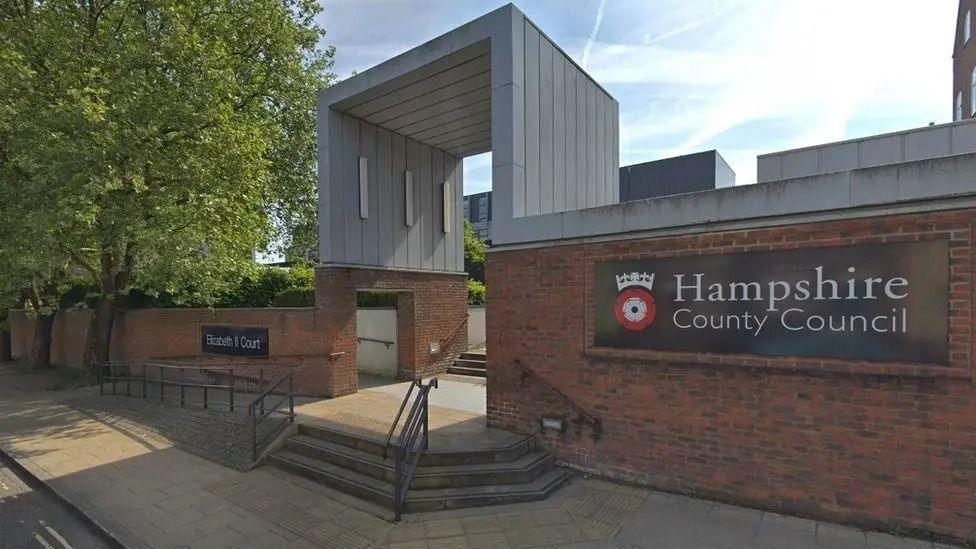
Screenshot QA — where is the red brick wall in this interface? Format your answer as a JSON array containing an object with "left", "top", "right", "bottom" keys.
[
  {"left": 487, "top": 209, "right": 976, "bottom": 542},
  {"left": 9, "top": 308, "right": 322, "bottom": 373},
  {"left": 314, "top": 267, "right": 468, "bottom": 397}
]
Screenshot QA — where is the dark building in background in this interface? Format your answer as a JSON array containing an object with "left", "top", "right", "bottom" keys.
[
  {"left": 954, "top": 0, "right": 976, "bottom": 120},
  {"left": 464, "top": 150, "right": 734, "bottom": 244},
  {"left": 619, "top": 150, "right": 734, "bottom": 201},
  {"left": 462, "top": 190, "right": 492, "bottom": 243}
]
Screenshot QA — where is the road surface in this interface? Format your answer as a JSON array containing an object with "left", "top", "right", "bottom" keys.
[{"left": 0, "top": 457, "right": 112, "bottom": 549}]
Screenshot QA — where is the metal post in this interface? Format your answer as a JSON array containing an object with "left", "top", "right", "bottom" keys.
[
  {"left": 111, "top": 364, "right": 117, "bottom": 395},
  {"left": 251, "top": 416, "right": 258, "bottom": 462},
  {"left": 159, "top": 366, "right": 164, "bottom": 402},
  {"left": 98, "top": 363, "right": 103, "bottom": 396},
  {"left": 125, "top": 364, "right": 131, "bottom": 396},
  {"left": 141, "top": 364, "right": 147, "bottom": 398},
  {"left": 259, "top": 369, "right": 265, "bottom": 416},
  {"left": 288, "top": 372, "right": 294, "bottom": 421},
  {"left": 423, "top": 391, "right": 429, "bottom": 451},
  {"left": 203, "top": 386, "right": 208, "bottom": 409},
  {"left": 229, "top": 369, "right": 235, "bottom": 412},
  {"left": 179, "top": 367, "right": 185, "bottom": 407},
  {"left": 394, "top": 445, "right": 403, "bottom": 521}
]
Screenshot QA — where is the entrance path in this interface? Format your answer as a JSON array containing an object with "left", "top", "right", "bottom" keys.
[{"left": 0, "top": 365, "right": 958, "bottom": 548}]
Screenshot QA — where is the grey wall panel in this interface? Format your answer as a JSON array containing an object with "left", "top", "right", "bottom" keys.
[
  {"left": 376, "top": 128, "right": 393, "bottom": 266},
  {"left": 391, "top": 133, "right": 408, "bottom": 267},
  {"left": 327, "top": 108, "right": 344, "bottom": 261},
  {"left": 596, "top": 87, "right": 606, "bottom": 206},
  {"left": 575, "top": 73, "right": 587, "bottom": 210},
  {"left": 539, "top": 36, "right": 554, "bottom": 215},
  {"left": 587, "top": 80, "right": 597, "bottom": 208},
  {"left": 322, "top": 110, "right": 463, "bottom": 273},
  {"left": 361, "top": 121, "right": 379, "bottom": 265},
  {"left": 564, "top": 64, "right": 577, "bottom": 212},
  {"left": 524, "top": 22, "right": 541, "bottom": 216},
  {"left": 420, "top": 144, "right": 433, "bottom": 270},
  {"left": 342, "top": 114, "right": 362, "bottom": 262},
  {"left": 407, "top": 139, "right": 422, "bottom": 269},
  {"left": 552, "top": 51, "right": 566, "bottom": 213},
  {"left": 431, "top": 150, "right": 446, "bottom": 271}
]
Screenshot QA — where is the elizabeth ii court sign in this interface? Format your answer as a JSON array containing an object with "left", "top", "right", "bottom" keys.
[{"left": 595, "top": 240, "right": 948, "bottom": 363}]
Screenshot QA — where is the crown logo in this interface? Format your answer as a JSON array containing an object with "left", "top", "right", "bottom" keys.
[{"left": 616, "top": 272, "right": 655, "bottom": 292}]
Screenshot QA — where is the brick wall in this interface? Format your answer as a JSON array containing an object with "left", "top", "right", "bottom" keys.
[
  {"left": 9, "top": 308, "right": 322, "bottom": 380},
  {"left": 486, "top": 209, "right": 976, "bottom": 542},
  {"left": 314, "top": 266, "right": 468, "bottom": 396}
]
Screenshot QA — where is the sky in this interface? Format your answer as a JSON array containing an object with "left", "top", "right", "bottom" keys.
[{"left": 317, "top": 0, "right": 956, "bottom": 194}]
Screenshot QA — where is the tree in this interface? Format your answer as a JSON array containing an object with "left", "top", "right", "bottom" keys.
[
  {"left": 463, "top": 219, "right": 487, "bottom": 283},
  {"left": 0, "top": 1, "right": 333, "bottom": 370}
]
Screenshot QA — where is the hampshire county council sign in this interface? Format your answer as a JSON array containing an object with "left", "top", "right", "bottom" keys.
[
  {"left": 594, "top": 240, "right": 949, "bottom": 364},
  {"left": 201, "top": 325, "right": 270, "bottom": 357}
]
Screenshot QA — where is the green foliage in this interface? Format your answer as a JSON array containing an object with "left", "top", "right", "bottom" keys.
[
  {"left": 467, "top": 279, "right": 486, "bottom": 305},
  {"left": 0, "top": 0, "right": 334, "bottom": 363},
  {"left": 272, "top": 287, "right": 315, "bottom": 307},
  {"left": 463, "top": 219, "right": 487, "bottom": 283},
  {"left": 357, "top": 292, "right": 398, "bottom": 308}
]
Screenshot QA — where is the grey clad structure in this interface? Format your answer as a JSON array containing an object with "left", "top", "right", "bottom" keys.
[
  {"left": 317, "top": 3, "right": 618, "bottom": 268},
  {"left": 619, "top": 150, "right": 734, "bottom": 201}
]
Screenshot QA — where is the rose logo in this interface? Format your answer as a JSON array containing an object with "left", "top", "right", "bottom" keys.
[{"left": 614, "top": 273, "right": 656, "bottom": 331}]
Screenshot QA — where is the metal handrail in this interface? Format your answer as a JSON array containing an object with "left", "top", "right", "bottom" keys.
[
  {"left": 98, "top": 361, "right": 243, "bottom": 410},
  {"left": 434, "top": 314, "right": 470, "bottom": 356},
  {"left": 357, "top": 336, "right": 395, "bottom": 348},
  {"left": 513, "top": 359, "right": 602, "bottom": 440},
  {"left": 383, "top": 379, "right": 421, "bottom": 459},
  {"left": 392, "top": 377, "right": 437, "bottom": 521},
  {"left": 248, "top": 371, "right": 296, "bottom": 461}
]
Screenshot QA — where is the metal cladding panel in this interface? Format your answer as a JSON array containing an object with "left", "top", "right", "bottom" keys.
[
  {"left": 321, "top": 111, "right": 463, "bottom": 273},
  {"left": 515, "top": 19, "right": 619, "bottom": 218}
]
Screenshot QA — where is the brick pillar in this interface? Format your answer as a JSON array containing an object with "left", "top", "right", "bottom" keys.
[
  {"left": 395, "top": 293, "right": 417, "bottom": 380},
  {"left": 304, "top": 267, "right": 359, "bottom": 397}
]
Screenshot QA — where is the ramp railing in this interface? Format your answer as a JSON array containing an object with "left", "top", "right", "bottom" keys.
[{"left": 391, "top": 377, "right": 437, "bottom": 521}]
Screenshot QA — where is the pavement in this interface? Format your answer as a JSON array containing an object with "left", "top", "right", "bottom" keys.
[{"left": 0, "top": 362, "right": 961, "bottom": 549}]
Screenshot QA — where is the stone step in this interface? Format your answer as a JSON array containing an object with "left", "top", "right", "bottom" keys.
[
  {"left": 460, "top": 351, "right": 486, "bottom": 361},
  {"left": 297, "top": 424, "right": 535, "bottom": 466},
  {"left": 284, "top": 435, "right": 554, "bottom": 488},
  {"left": 446, "top": 365, "right": 487, "bottom": 377},
  {"left": 452, "top": 358, "right": 487, "bottom": 369},
  {"left": 270, "top": 449, "right": 574, "bottom": 513}
]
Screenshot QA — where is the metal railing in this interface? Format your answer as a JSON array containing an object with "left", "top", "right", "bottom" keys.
[
  {"left": 514, "top": 359, "right": 602, "bottom": 440},
  {"left": 391, "top": 377, "right": 437, "bottom": 521},
  {"left": 433, "top": 314, "right": 469, "bottom": 357},
  {"left": 247, "top": 371, "right": 296, "bottom": 461},
  {"left": 97, "top": 361, "right": 297, "bottom": 463},
  {"left": 383, "top": 379, "right": 421, "bottom": 459},
  {"left": 98, "top": 361, "right": 256, "bottom": 411},
  {"left": 357, "top": 336, "right": 395, "bottom": 348}
]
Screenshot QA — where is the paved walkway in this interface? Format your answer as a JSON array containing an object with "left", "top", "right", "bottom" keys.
[{"left": 0, "top": 364, "right": 959, "bottom": 548}]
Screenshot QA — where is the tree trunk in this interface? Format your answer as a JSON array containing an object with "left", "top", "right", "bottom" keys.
[
  {"left": 84, "top": 294, "right": 116, "bottom": 372},
  {"left": 32, "top": 312, "right": 54, "bottom": 369}
]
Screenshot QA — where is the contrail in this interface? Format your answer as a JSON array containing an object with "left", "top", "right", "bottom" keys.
[{"left": 581, "top": 0, "right": 607, "bottom": 69}]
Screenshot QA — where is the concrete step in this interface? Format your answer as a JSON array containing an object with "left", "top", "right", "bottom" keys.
[
  {"left": 270, "top": 449, "right": 574, "bottom": 513},
  {"left": 446, "top": 365, "right": 487, "bottom": 377},
  {"left": 297, "top": 424, "right": 535, "bottom": 466},
  {"left": 452, "top": 358, "right": 486, "bottom": 369},
  {"left": 460, "top": 351, "right": 486, "bottom": 361},
  {"left": 284, "top": 435, "right": 554, "bottom": 488}
]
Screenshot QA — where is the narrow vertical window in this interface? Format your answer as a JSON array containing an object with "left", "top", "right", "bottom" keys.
[
  {"left": 957, "top": 91, "right": 964, "bottom": 121},
  {"left": 358, "top": 157, "right": 368, "bottom": 219},
  {"left": 966, "top": 11, "right": 972, "bottom": 44},
  {"left": 404, "top": 170, "right": 414, "bottom": 227},
  {"left": 442, "top": 181, "right": 452, "bottom": 233},
  {"left": 971, "top": 68, "right": 976, "bottom": 116}
]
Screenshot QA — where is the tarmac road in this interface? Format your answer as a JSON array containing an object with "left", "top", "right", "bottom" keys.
[{"left": 0, "top": 457, "right": 112, "bottom": 549}]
